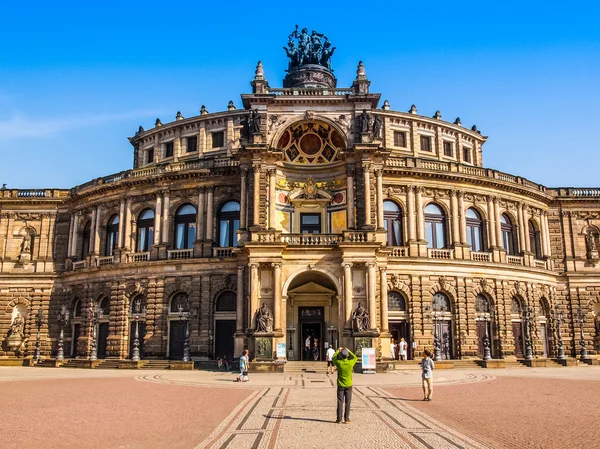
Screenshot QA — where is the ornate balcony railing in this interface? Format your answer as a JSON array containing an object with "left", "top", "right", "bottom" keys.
[
  {"left": 389, "top": 247, "right": 408, "bottom": 257},
  {"left": 168, "top": 249, "right": 193, "bottom": 260},
  {"left": 428, "top": 248, "right": 454, "bottom": 259},
  {"left": 97, "top": 256, "right": 115, "bottom": 266},
  {"left": 213, "top": 247, "right": 235, "bottom": 257},
  {"left": 72, "top": 260, "right": 87, "bottom": 270},
  {"left": 281, "top": 234, "right": 343, "bottom": 246},
  {"left": 507, "top": 255, "right": 524, "bottom": 266},
  {"left": 265, "top": 87, "right": 355, "bottom": 96},
  {"left": 534, "top": 259, "right": 547, "bottom": 269},
  {"left": 471, "top": 251, "right": 492, "bottom": 262},
  {"left": 127, "top": 251, "right": 150, "bottom": 263}
]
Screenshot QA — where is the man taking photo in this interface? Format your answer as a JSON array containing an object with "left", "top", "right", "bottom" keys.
[{"left": 332, "top": 347, "right": 357, "bottom": 424}]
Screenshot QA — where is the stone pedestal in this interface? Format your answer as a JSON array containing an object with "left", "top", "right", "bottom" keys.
[
  {"left": 254, "top": 333, "right": 274, "bottom": 360},
  {"left": 353, "top": 334, "right": 373, "bottom": 358},
  {"left": 5, "top": 334, "right": 24, "bottom": 355}
]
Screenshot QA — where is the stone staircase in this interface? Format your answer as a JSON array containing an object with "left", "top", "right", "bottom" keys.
[
  {"left": 284, "top": 361, "right": 329, "bottom": 374},
  {"left": 140, "top": 360, "right": 172, "bottom": 370},
  {"left": 95, "top": 359, "right": 122, "bottom": 369}
]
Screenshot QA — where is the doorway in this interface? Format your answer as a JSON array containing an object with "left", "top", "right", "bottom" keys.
[
  {"left": 299, "top": 306, "right": 324, "bottom": 361},
  {"left": 129, "top": 321, "right": 146, "bottom": 359},
  {"left": 169, "top": 320, "right": 186, "bottom": 360},
  {"left": 215, "top": 320, "right": 235, "bottom": 358},
  {"left": 71, "top": 323, "right": 80, "bottom": 357},
  {"left": 540, "top": 322, "right": 549, "bottom": 357},
  {"left": 389, "top": 321, "right": 412, "bottom": 360},
  {"left": 476, "top": 320, "right": 493, "bottom": 358},
  {"left": 434, "top": 320, "right": 453, "bottom": 360},
  {"left": 512, "top": 322, "right": 524, "bottom": 358},
  {"left": 97, "top": 323, "right": 109, "bottom": 359}
]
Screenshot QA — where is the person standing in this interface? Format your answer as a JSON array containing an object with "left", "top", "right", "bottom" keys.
[
  {"left": 305, "top": 334, "right": 312, "bottom": 361},
  {"left": 399, "top": 338, "right": 408, "bottom": 361},
  {"left": 390, "top": 338, "right": 396, "bottom": 360},
  {"left": 326, "top": 345, "right": 335, "bottom": 373},
  {"left": 237, "top": 349, "right": 249, "bottom": 382},
  {"left": 332, "top": 347, "right": 357, "bottom": 424},
  {"left": 421, "top": 349, "right": 435, "bottom": 401}
]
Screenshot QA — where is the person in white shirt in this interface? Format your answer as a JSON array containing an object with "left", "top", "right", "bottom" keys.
[
  {"left": 326, "top": 346, "right": 336, "bottom": 373},
  {"left": 399, "top": 338, "right": 408, "bottom": 361},
  {"left": 390, "top": 338, "right": 397, "bottom": 360},
  {"left": 305, "top": 335, "right": 312, "bottom": 361}
]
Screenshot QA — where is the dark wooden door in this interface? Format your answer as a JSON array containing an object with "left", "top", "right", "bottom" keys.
[
  {"left": 476, "top": 321, "right": 492, "bottom": 358},
  {"left": 169, "top": 321, "right": 186, "bottom": 360},
  {"left": 97, "top": 323, "right": 109, "bottom": 359},
  {"left": 512, "top": 322, "right": 524, "bottom": 358},
  {"left": 72, "top": 323, "right": 81, "bottom": 357},
  {"left": 435, "top": 320, "right": 453, "bottom": 360},
  {"left": 215, "top": 320, "right": 235, "bottom": 358},
  {"left": 540, "top": 322, "right": 549, "bottom": 357},
  {"left": 129, "top": 321, "right": 146, "bottom": 359}
]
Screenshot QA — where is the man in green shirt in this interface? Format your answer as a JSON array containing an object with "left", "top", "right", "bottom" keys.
[{"left": 332, "top": 347, "right": 358, "bottom": 424}]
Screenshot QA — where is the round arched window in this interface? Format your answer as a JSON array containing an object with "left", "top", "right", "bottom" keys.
[
  {"left": 278, "top": 121, "right": 344, "bottom": 165},
  {"left": 388, "top": 291, "right": 406, "bottom": 311},
  {"left": 170, "top": 293, "right": 189, "bottom": 314},
  {"left": 432, "top": 292, "right": 451, "bottom": 312},
  {"left": 175, "top": 204, "right": 197, "bottom": 249},
  {"left": 425, "top": 204, "right": 446, "bottom": 249},
  {"left": 216, "top": 291, "right": 236, "bottom": 312},
  {"left": 475, "top": 294, "right": 490, "bottom": 313}
]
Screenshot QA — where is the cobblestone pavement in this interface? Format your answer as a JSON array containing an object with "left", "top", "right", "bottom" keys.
[{"left": 0, "top": 366, "right": 598, "bottom": 449}]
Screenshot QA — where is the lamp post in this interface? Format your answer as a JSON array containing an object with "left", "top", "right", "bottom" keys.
[
  {"left": 131, "top": 298, "right": 146, "bottom": 362},
  {"left": 56, "top": 304, "right": 69, "bottom": 361},
  {"left": 576, "top": 307, "right": 590, "bottom": 360},
  {"left": 177, "top": 302, "right": 191, "bottom": 362},
  {"left": 432, "top": 310, "right": 442, "bottom": 362},
  {"left": 553, "top": 306, "right": 566, "bottom": 361},
  {"left": 482, "top": 316, "right": 492, "bottom": 361},
  {"left": 34, "top": 308, "right": 44, "bottom": 362},
  {"left": 523, "top": 307, "right": 534, "bottom": 360},
  {"left": 287, "top": 325, "right": 295, "bottom": 360},
  {"left": 89, "top": 304, "right": 102, "bottom": 361}
]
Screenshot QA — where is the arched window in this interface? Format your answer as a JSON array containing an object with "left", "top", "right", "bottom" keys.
[
  {"left": 175, "top": 204, "right": 197, "bottom": 249},
  {"left": 432, "top": 292, "right": 451, "bottom": 312},
  {"left": 136, "top": 209, "right": 155, "bottom": 252},
  {"left": 425, "top": 203, "right": 446, "bottom": 249},
  {"left": 131, "top": 295, "right": 145, "bottom": 314},
  {"left": 500, "top": 214, "right": 516, "bottom": 255},
  {"left": 72, "top": 299, "right": 82, "bottom": 318},
  {"left": 539, "top": 299, "right": 549, "bottom": 318},
  {"left": 105, "top": 215, "right": 120, "bottom": 256},
  {"left": 383, "top": 201, "right": 403, "bottom": 246},
  {"left": 99, "top": 297, "right": 110, "bottom": 317},
  {"left": 216, "top": 291, "right": 236, "bottom": 312},
  {"left": 475, "top": 294, "right": 491, "bottom": 313},
  {"left": 218, "top": 201, "right": 240, "bottom": 247},
  {"left": 388, "top": 291, "right": 406, "bottom": 311},
  {"left": 170, "top": 293, "right": 189, "bottom": 314},
  {"left": 529, "top": 220, "right": 542, "bottom": 259},
  {"left": 511, "top": 297, "right": 523, "bottom": 314},
  {"left": 466, "top": 208, "right": 485, "bottom": 252},
  {"left": 81, "top": 221, "right": 91, "bottom": 259}
]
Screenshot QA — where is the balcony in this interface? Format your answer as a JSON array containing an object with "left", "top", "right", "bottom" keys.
[
  {"left": 167, "top": 249, "right": 193, "bottom": 260},
  {"left": 506, "top": 255, "right": 524, "bottom": 266},
  {"left": 72, "top": 260, "right": 88, "bottom": 270},
  {"left": 389, "top": 247, "right": 408, "bottom": 257},
  {"left": 213, "top": 247, "right": 236, "bottom": 258},
  {"left": 97, "top": 256, "right": 115, "bottom": 266},
  {"left": 471, "top": 251, "right": 492, "bottom": 262},
  {"left": 280, "top": 234, "right": 343, "bottom": 246},
  {"left": 428, "top": 248, "right": 454, "bottom": 259},
  {"left": 127, "top": 251, "right": 150, "bottom": 263}
]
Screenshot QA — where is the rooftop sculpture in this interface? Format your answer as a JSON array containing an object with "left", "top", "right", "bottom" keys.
[{"left": 284, "top": 25, "right": 336, "bottom": 72}]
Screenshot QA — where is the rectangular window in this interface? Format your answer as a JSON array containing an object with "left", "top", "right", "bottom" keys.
[
  {"left": 463, "top": 146, "right": 472, "bottom": 163},
  {"left": 420, "top": 135, "right": 432, "bottom": 152},
  {"left": 212, "top": 131, "right": 225, "bottom": 148},
  {"left": 186, "top": 136, "right": 198, "bottom": 153},
  {"left": 147, "top": 148, "right": 154, "bottom": 164},
  {"left": 300, "top": 213, "right": 321, "bottom": 234},
  {"left": 165, "top": 141, "right": 174, "bottom": 158},
  {"left": 393, "top": 131, "right": 407, "bottom": 147},
  {"left": 443, "top": 141, "right": 453, "bottom": 157}
]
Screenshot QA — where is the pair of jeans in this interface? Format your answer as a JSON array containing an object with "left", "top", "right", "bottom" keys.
[{"left": 336, "top": 386, "right": 353, "bottom": 421}]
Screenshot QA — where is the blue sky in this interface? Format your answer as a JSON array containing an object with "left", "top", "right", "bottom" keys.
[{"left": 1, "top": 1, "right": 599, "bottom": 188}]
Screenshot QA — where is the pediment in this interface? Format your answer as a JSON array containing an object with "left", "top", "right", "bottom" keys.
[{"left": 288, "top": 281, "right": 336, "bottom": 295}]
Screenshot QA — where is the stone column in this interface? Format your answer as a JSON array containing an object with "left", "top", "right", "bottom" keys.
[
  {"left": 517, "top": 203, "right": 526, "bottom": 253},
  {"left": 366, "top": 263, "right": 377, "bottom": 331},
  {"left": 236, "top": 265, "right": 245, "bottom": 332},
  {"left": 249, "top": 263, "right": 259, "bottom": 330},
  {"left": 252, "top": 164, "right": 261, "bottom": 226},
  {"left": 240, "top": 168, "right": 247, "bottom": 229},
  {"left": 380, "top": 267, "right": 389, "bottom": 332},
  {"left": 451, "top": 190, "right": 460, "bottom": 246},
  {"left": 523, "top": 206, "right": 531, "bottom": 253},
  {"left": 154, "top": 194, "right": 162, "bottom": 246},
  {"left": 407, "top": 186, "right": 416, "bottom": 241},
  {"left": 118, "top": 198, "right": 126, "bottom": 248},
  {"left": 343, "top": 262, "right": 353, "bottom": 329},
  {"left": 268, "top": 168, "right": 276, "bottom": 230},
  {"left": 494, "top": 197, "right": 502, "bottom": 248},
  {"left": 542, "top": 211, "right": 552, "bottom": 257},
  {"left": 458, "top": 192, "right": 467, "bottom": 245},
  {"left": 375, "top": 169, "right": 384, "bottom": 229},
  {"left": 346, "top": 167, "right": 355, "bottom": 229},
  {"left": 93, "top": 206, "right": 102, "bottom": 254},
  {"left": 67, "top": 213, "right": 75, "bottom": 257},
  {"left": 196, "top": 188, "right": 205, "bottom": 241},
  {"left": 487, "top": 196, "right": 497, "bottom": 248},
  {"left": 71, "top": 215, "right": 79, "bottom": 258},
  {"left": 89, "top": 207, "right": 97, "bottom": 254},
  {"left": 272, "top": 263, "right": 282, "bottom": 331},
  {"left": 124, "top": 197, "right": 132, "bottom": 250},
  {"left": 363, "top": 162, "right": 371, "bottom": 227},
  {"left": 206, "top": 187, "right": 214, "bottom": 241},
  {"left": 162, "top": 191, "right": 170, "bottom": 245},
  {"left": 416, "top": 187, "right": 425, "bottom": 241}
]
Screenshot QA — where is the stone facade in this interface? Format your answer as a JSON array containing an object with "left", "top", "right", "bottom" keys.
[{"left": 1, "top": 49, "right": 600, "bottom": 364}]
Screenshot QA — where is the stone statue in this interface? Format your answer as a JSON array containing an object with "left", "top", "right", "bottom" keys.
[
  {"left": 9, "top": 312, "right": 25, "bottom": 338},
  {"left": 372, "top": 115, "right": 383, "bottom": 139},
  {"left": 249, "top": 109, "right": 261, "bottom": 135},
  {"left": 358, "top": 110, "right": 371, "bottom": 134},
  {"left": 284, "top": 25, "right": 334, "bottom": 70},
  {"left": 256, "top": 302, "right": 274, "bottom": 332},
  {"left": 352, "top": 302, "right": 369, "bottom": 332},
  {"left": 21, "top": 234, "right": 31, "bottom": 254},
  {"left": 595, "top": 313, "right": 600, "bottom": 336},
  {"left": 283, "top": 39, "right": 300, "bottom": 70},
  {"left": 586, "top": 232, "right": 597, "bottom": 252},
  {"left": 320, "top": 39, "right": 336, "bottom": 70}
]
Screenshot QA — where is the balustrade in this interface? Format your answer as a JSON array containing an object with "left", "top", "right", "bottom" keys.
[
  {"left": 167, "top": 249, "right": 193, "bottom": 260},
  {"left": 280, "top": 234, "right": 343, "bottom": 246},
  {"left": 389, "top": 246, "right": 408, "bottom": 257},
  {"left": 72, "top": 260, "right": 87, "bottom": 270},
  {"left": 127, "top": 251, "right": 150, "bottom": 263},
  {"left": 97, "top": 256, "right": 115, "bottom": 266},
  {"left": 507, "top": 255, "right": 524, "bottom": 266},
  {"left": 213, "top": 247, "right": 235, "bottom": 258},
  {"left": 534, "top": 259, "right": 547, "bottom": 269},
  {"left": 428, "top": 248, "right": 454, "bottom": 259},
  {"left": 471, "top": 251, "right": 492, "bottom": 262}
]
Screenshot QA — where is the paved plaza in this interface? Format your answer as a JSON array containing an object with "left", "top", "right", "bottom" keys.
[{"left": 1, "top": 366, "right": 599, "bottom": 448}]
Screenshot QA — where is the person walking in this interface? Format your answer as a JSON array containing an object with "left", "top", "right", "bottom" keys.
[
  {"left": 399, "top": 337, "right": 408, "bottom": 361},
  {"left": 326, "top": 345, "right": 335, "bottom": 374},
  {"left": 236, "top": 349, "right": 249, "bottom": 382},
  {"left": 421, "top": 349, "right": 435, "bottom": 401},
  {"left": 332, "top": 347, "right": 357, "bottom": 424}
]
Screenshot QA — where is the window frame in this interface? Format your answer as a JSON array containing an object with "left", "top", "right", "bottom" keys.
[
  {"left": 218, "top": 201, "right": 240, "bottom": 247},
  {"left": 81, "top": 221, "right": 91, "bottom": 259},
  {"left": 186, "top": 136, "right": 198, "bottom": 153},
  {"left": 136, "top": 209, "right": 155, "bottom": 252},
  {"left": 164, "top": 141, "right": 174, "bottom": 158},
  {"left": 383, "top": 200, "right": 403, "bottom": 246},
  {"left": 211, "top": 131, "right": 225, "bottom": 148},
  {"left": 465, "top": 208, "right": 485, "bottom": 252},
  {"left": 500, "top": 214, "right": 517, "bottom": 255},
  {"left": 174, "top": 204, "right": 197, "bottom": 250},
  {"left": 300, "top": 213, "right": 322, "bottom": 234},
  {"left": 420, "top": 135, "right": 432, "bottom": 152},
  {"left": 393, "top": 131, "right": 407, "bottom": 148},
  {"left": 105, "top": 214, "right": 120, "bottom": 256},
  {"left": 424, "top": 203, "right": 446, "bottom": 249},
  {"left": 443, "top": 141, "right": 454, "bottom": 157}
]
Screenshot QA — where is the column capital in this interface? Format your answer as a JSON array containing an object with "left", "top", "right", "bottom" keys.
[
  {"left": 271, "top": 262, "right": 282, "bottom": 269},
  {"left": 365, "top": 262, "right": 377, "bottom": 269},
  {"left": 362, "top": 160, "right": 371, "bottom": 170},
  {"left": 456, "top": 190, "right": 464, "bottom": 199},
  {"left": 379, "top": 266, "right": 387, "bottom": 274},
  {"left": 342, "top": 262, "right": 353, "bottom": 269},
  {"left": 266, "top": 167, "right": 276, "bottom": 177},
  {"left": 374, "top": 169, "right": 383, "bottom": 178},
  {"left": 346, "top": 166, "right": 355, "bottom": 177},
  {"left": 252, "top": 163, "right": 261, "bottom": 173},
  {"left": 237, "top": 265, "right": 245, "bottom": 273},
  {"left": 197, "top": 186, "right": 205, "bottom": 194},
  {"left": 248, "top": 262, "right": 260, "bottom": 269}
]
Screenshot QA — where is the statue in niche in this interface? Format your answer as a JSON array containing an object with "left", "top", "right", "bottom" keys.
[
  {"left": 586, "top": 232, "right": 597, "bottom": 253},
  {"left": 352, "top": 302, "right": 370, "bottom": 332},
  {"left": 357, "top": 110, "right": 371, "bottom": 134},
  {"left": 21, "top": 234, "right": 31, "bottom": 254},
  {"left": 9, "top": 312, "right": 25, "bottom": 338},
  {"left": 255, "top": 302, "right": 274, "bottom": 332},
  {"left": 372, "top": 114, "right": 383, "bottom": 139},
  {"left": 249, "top": 109, "right": 261, "bottom": 135}
]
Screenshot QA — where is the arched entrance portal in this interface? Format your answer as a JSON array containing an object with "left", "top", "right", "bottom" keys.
[{"left": 285, "top": 271, "right": 339, "bottom": 361}]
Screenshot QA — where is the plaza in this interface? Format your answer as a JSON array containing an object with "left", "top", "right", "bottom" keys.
[{"left": 1, "top": 365, "right": 599, "bottom": 448}]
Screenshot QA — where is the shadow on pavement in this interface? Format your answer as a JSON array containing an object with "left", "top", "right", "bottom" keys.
[{"left": 264, "top": 415, "right": 333, "bottom": 424}]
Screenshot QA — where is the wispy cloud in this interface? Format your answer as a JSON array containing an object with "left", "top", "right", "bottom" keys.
[{"left": 0, "top": 110, "right": 162, "bottom": 140}]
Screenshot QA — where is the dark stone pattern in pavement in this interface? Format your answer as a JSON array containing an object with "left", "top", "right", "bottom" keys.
[
  {"left": 387, "top": 376, "right": 600, "bottom": 449},
  {"left": 0, "top": 378, "right": 253, "bottom": 449}
]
